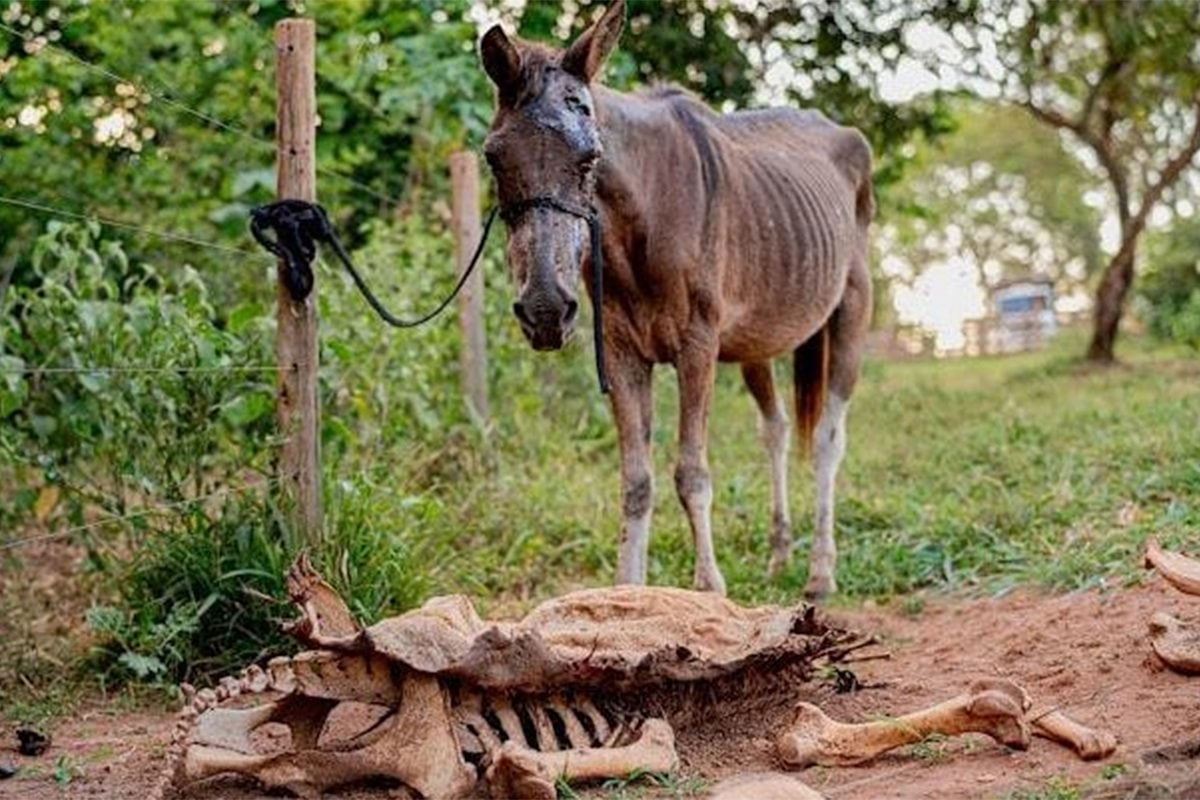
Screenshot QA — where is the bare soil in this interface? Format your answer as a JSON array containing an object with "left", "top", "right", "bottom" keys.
[{"left": 3, "top": 578, "right": 1200, "bottom": 799}]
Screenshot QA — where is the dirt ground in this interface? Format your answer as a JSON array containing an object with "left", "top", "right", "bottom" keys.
[{"left": 3, "top": 578, "right": 1200, "bottom": 800}]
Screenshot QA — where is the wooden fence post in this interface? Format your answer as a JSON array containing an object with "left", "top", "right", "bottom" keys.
[
  {"left": 450, "top": 151, "right": 489, "bottom": 423},
  {"left": 275, "top": 18, "right": 322, "bottom": 542}
]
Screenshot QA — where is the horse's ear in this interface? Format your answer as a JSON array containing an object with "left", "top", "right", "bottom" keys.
[
  {"left": 480, "top": 24, "right": 522, "bottom": 101},
  {"left": 562, "top": 0, "right": 625, "bottom": 83}
]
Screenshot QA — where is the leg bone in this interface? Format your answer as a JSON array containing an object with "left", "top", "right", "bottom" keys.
[
  {"left": 1145, "top": 539, "right": 1200, "bottom": 596},
  {"left": 776, "top": 679, "right": 1031, "bottom": 768},
  {"left": 1030, "top": 708, "right": 1117, "bottom": 761},
  {"left": 709, "top": 772, "right": 827, "bottom": 800}
]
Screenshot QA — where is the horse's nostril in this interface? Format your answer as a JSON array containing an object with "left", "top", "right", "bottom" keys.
[
  {"left": 513, "top": 301, "right": 534, "bottom": 329},
  {"left": 563, "top": 299, "right": 579, "bottom": 326}
]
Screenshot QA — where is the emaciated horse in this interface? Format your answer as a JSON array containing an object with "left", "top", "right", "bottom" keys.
[{"left": 479, "top": 0, "right": 873, "bottom": 598}]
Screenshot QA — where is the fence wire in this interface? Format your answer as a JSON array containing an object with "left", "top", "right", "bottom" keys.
[
  {"left": 0, "top": 478, "right": 280, "bottom": 552},
  {"left": 0, "top": 193, "right": 272, "bottom": 261},
  {"left": 0, "top": 20, "right": 409, "bottom": 210}
]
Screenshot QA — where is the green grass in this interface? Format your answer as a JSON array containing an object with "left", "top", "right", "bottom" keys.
[
  {"left": 401, "top": 327, "right": 1200, "bottom": 608},
  {"left": 999, "top": 776, "right": 1082, "bottom": 800},
  {"left": 2, "top": 328, "right": 1198, "bottom": 716}
]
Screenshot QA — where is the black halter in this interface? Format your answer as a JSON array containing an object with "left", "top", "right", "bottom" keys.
[{"left": 500, "top": 195, "right": 610, "bottom": 395}]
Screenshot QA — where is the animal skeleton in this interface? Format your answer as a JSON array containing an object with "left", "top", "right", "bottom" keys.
[
  {"left": 159, "top": 558, "right": 1114, "bottom": 799},
  {"left": 159, "top": 556, "right": 862, "bottom": 798}
]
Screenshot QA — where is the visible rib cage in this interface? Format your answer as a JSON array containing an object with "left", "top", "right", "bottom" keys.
[{"left": 451, "top": 684, "right": 646, "bottom": 768}]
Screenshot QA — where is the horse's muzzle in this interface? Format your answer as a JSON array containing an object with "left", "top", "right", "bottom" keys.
[{"left": 513, "top": 297, "right": 578, "bottom": 351}]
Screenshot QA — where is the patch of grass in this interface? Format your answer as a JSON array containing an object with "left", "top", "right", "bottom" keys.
[
  {"left": 905, "top": 732, "right": 951, "bottom": 763},
  {"left": 52, "top": 755, "right": 81, "bottom": 787},
  {"left": 589, "top": 769, "right": 707, "bottom": 799},
  {"left": 1000, "top": 775, "right": 1081, "bottom": 800}
]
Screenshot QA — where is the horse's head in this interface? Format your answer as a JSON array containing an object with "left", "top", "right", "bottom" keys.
[{"left": 479, "top": 1, "right": 624, "bottom": 351}]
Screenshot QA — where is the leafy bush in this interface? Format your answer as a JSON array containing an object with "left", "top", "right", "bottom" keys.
[
  {"left": 0, "top": 222, "right": 276, "bottom": 510},
  {"left": 1138, "top": 217, "right": 1200, "bottom": 349}
]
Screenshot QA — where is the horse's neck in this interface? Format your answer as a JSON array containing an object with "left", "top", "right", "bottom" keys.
[{"left": 593, "top": 87, "right": 695, "bottom": 234}]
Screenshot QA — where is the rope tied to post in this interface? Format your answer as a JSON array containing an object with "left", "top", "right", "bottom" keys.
[
  {"left": 250, "top": 199, "right": 497, "bottom": 328},
  {"left": 249, "top": 198, "right": 610, "bottom": 393}
]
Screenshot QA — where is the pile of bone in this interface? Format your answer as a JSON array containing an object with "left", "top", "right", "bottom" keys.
[{"left": 156, "top": 554, "right": 1126, "bottom": 800}]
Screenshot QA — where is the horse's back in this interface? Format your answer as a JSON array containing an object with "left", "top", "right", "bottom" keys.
[{"left": 717, "top": 107, "right": 872, "bottom": 207}]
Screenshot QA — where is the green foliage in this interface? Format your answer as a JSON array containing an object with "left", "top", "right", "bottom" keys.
[
  {"left": 1139, "top": 217, "right": 1200, "bottom": 349},
  {"left": 526, "top": 0, "right": 965, "bottom": 189},
  {"left": 1001, "top": 776, "right": 1081, "bottom": 800},
  {"left": 881, "top": 101, "right": 1104, "bottom": 295},
  {"left": 0, "top": 222, "right": 273, "bottom": 519}
]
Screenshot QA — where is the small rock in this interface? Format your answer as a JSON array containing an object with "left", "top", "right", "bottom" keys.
[
  {"left": 0, "top": 761, "right": 16, "bottom": 779},
  {"left": 16, "top": 728, "right": 50, "bottom": 757},
  {"left": 976, "top": 773, "right": 996, "bottom": 783}
]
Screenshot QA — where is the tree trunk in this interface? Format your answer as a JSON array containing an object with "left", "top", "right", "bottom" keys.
[{"left": 1086, "top": 237, "right": 1137, "bottom": 363}]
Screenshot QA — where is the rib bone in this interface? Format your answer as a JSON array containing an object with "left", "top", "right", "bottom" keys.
[
  {"left": 776, "top": 679, "right": 1031, "bottom": 768},
  {"left": 486, "top": 717, "right": 678, "bottom": 799},
  {"left": 1030, "top": 708, "right": 1117, "bottom": 760},
  {"left": 1149, "top": 612, "right": 1200, "bottom": 674},
  {"left": 1145, "top": 539, "right": 1200, "bottom": 596}
]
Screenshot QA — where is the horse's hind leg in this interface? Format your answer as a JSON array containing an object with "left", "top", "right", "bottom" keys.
[
  {"left": 741, "top": 361, "right": 793, "bottom": 578},
  {"left": 805, "top": 254, "right": 872, "bottom": 599}
]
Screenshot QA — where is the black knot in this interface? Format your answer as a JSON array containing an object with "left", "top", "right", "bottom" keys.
[{"left": 249, "top": 199, "right": 332, "bottom": 301}]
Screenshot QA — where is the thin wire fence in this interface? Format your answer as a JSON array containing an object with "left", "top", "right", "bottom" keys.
[
  {"left": 0, "top": 193, "right": 272, "bottom": 261},
  {"left": 0, "top": 20, "right": 408, "bottom": 210},
  {"left": 0, "top": 478, "right": 281, "bottom": 552},
  {"left": 0, "top": 364, "right": 287, "bottom": 375},
  {"left": 0, "top": 11, "right": 431, "bottom": 553}
]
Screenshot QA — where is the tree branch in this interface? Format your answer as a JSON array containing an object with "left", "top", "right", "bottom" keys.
[
  {"left": 1129, "top": 98, "right": 1200, "bottom": 237},
  {"left": 1021, "top": 99, "right": 1132, "bottom": 223}
]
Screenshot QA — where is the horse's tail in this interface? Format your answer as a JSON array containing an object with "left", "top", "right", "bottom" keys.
[{"left": 793, "top": 323, "right": 830, "bottom": 454}]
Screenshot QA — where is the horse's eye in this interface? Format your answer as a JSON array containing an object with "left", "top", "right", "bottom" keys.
[{"left": 565, "top": 95, "right": 591, "bottom": 117}]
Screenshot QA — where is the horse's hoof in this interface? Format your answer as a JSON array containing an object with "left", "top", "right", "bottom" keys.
[
  {"left": 694, "top": 571, "right": 727, "bottom": 596},
  {"left": 803, "top": 575, "right": 836, "bottom": 602}
]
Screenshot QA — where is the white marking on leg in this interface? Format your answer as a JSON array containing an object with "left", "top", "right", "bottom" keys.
[
  {"left": 677, "top": 464, "right": 725, "bottom": 595},
  {"left": 807, "top": 392, "right": 848, "bottom": 597},
  {"left": 760, "top": 408, "right": 792, "bottom": 576},
  {"left": 617, "top": 471, "right": 652, "bottom": 584}
]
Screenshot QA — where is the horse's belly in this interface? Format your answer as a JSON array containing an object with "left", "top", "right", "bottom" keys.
[
  {"left": 716, "top": 239, "right": 850, "bottom": 362},
  {"left": 716, "top": 281, "right": 843, "bottom": 361}
]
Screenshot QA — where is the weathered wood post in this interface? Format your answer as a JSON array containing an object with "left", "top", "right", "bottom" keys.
[
  {"left": 450, "top": 150, "right": 489, "bottom": 423},
  {"left": 275, "top": 18, "right": 322, "bottom": 542}
]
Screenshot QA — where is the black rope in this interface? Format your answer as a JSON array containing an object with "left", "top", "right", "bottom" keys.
[
  {"left": 250, "top": 200, "right": 496, "bottom": 328},
  {"left": 589, "top": 209, "right": 610, "bottom": 395},
  {"left": 250, "top": 196, "right": 610, "bottom": 394}
]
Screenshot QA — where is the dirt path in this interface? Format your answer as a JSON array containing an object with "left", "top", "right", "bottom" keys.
[{"left": 3, "top": 579, "right": 1199, "bottom": 799}]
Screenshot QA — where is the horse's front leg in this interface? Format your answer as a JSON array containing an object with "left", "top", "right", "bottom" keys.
[
  {"left": 674, "top": 341, "right": 725, "bottom": 595},
  {"left": 610, "top": 349, "right": 655, "bottom": 585}
]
